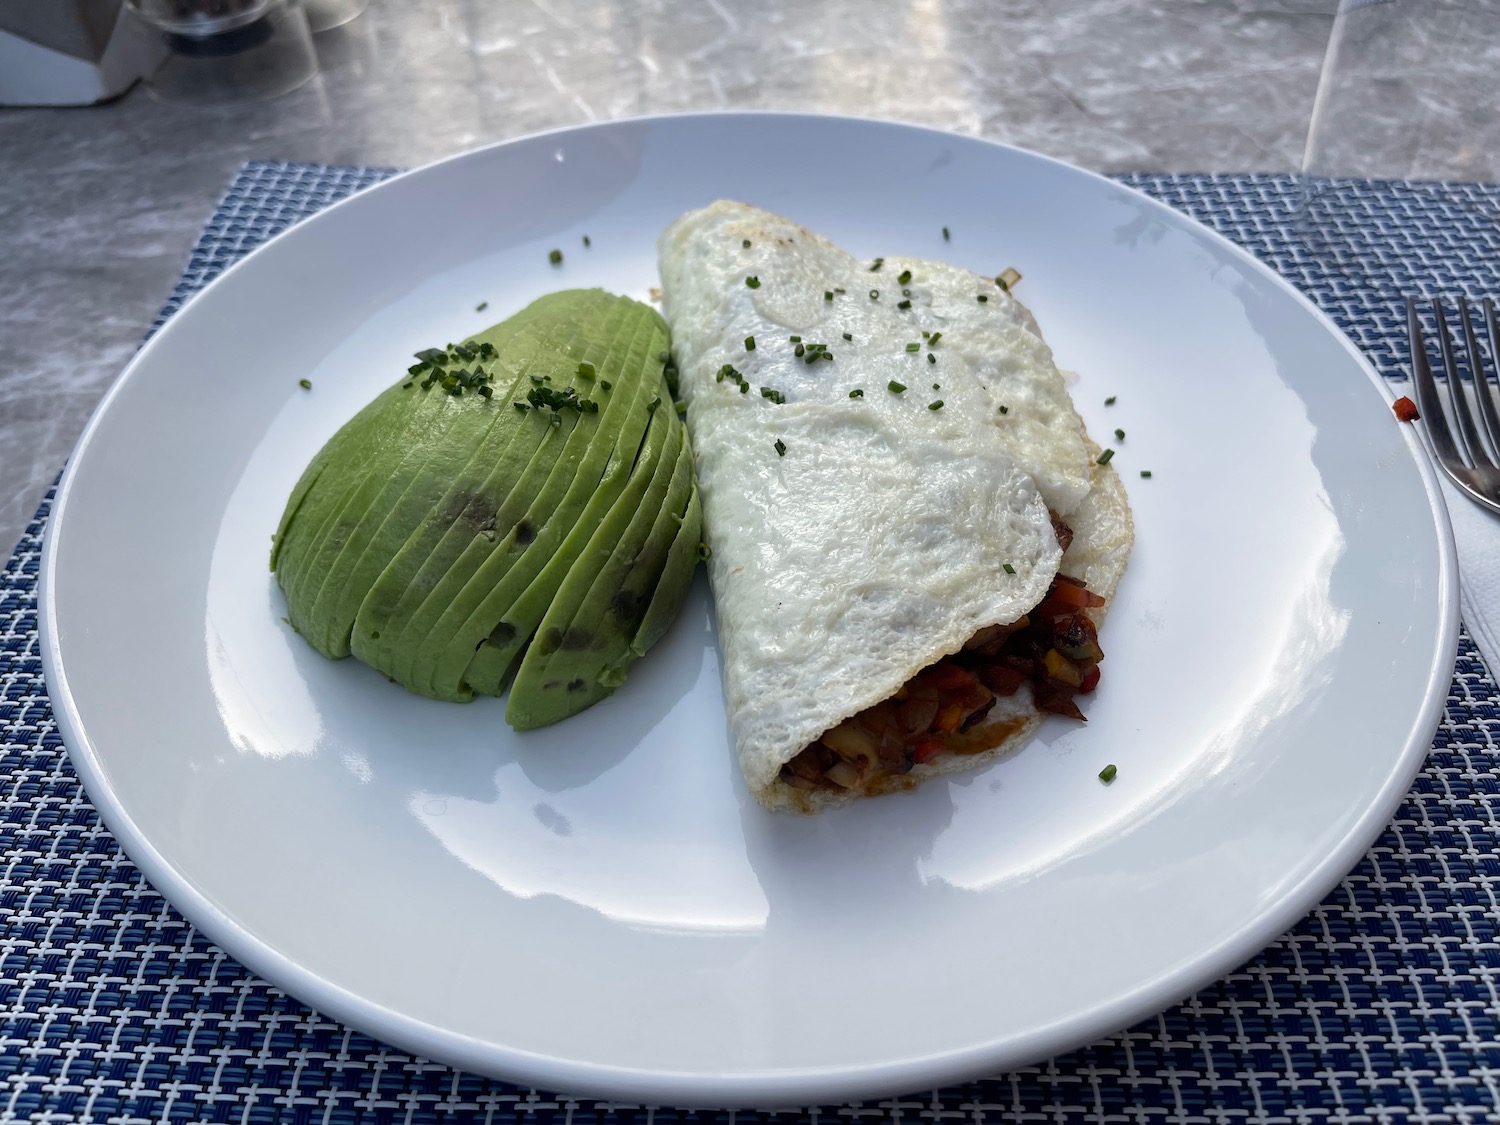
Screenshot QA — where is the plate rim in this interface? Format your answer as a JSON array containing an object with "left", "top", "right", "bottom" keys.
[{"left": 37, "top": 110, "right": 1461, "bottom": 1107}]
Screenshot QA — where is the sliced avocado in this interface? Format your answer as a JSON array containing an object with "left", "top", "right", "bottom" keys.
[
  {"left": 272, "top": 306, "right": 547, "bottom": 595},
  {"left": 294, "top": 396, "right": 510, "bottom": 656},
  {"left": 427, "top": 309, "right": 670, "bottom": 699},
  {"left": 506, "top": 413, "right": 697, "bottom": 729},
  {"left": 462, "top": 378, "right": 673, "bottom": 699},
  {"left": 277, "top": 295, "right": 598, "bottom": 660},
  {"left": 627, "top": 467, "right": 704, "bottom": 663},
  {"left": 384, "top": 294, "right": 658, "bottom": 698},
  {"left": 273, "top": 381, "right": 432, "bottom": 597},
  {"left": 270, "top": 287, "right": 699, "bottom": 728},
  {"left": 343, "top": 300, "right": 605, "bottom": 679},
  {"left": 276, "top": 388, "right": 473, "bottom": 651}
]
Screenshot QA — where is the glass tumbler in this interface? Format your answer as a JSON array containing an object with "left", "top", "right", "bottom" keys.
[{"left": 126, "top": 0, "right": 318, "bottom": 104}]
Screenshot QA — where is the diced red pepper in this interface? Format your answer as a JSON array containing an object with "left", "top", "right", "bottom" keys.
[
  {"left": 914, "top": 738, "right": 947, "bottom": 764},
  {"left": 1078, "top": 663, "right": 1101, "bottom": 693},
  {"left": 1392, "top": 395, "right": 1419, "bottom": 422},
  {"left": 1036, "top": 579, "right": 1106, "bottom": 616}
]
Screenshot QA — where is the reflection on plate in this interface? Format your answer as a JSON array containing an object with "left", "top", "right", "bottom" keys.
[{"left": 40, "top": 114, "right": 1456, "bottom": 1107}]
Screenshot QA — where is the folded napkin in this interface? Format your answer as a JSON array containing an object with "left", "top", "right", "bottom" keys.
[{"left": 1441, "top": 477, "right": 1500, "bottom": 676}]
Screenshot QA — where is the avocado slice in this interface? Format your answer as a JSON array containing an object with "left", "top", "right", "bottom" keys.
[
  {"left": 276, "top": 386, "right": 475, "bottom": 652},
  {"left": 378, "top": 294, "right": 659, "bottom": 698},
  {"left": 424, "top": 310, "right": 670, "bottom": 699},
  {"left": 282, "top": 317, "right": 574, "bottom": 657},
  {"left": 459, "top": 375, "right": 674, "bottom": 699},
  {"left": 331, "top": 313, "right": 600, "bottom": 678},
  {"left": 272, "top": 305, "right": 553, "bottom": 602},
  {"left": 506, "top": 413, "right": 699, "bottom": 728},
  {"left": 627, "top": 467, "right": 704, "bottom": 663},
  {"left": 270, "top": 288, "right": 698, "bottom": 727}
]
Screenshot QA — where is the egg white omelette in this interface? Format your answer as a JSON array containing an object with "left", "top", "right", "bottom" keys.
[{"left": 659, "top": 201, "right": 1133, "bottom": 813}]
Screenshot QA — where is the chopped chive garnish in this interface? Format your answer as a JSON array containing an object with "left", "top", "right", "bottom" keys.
[
  {"left": 1105, "top": 395, "right": 1117, "bottom": 405},
  {"left": 576, "top": 361, "right": 596, "bottom": 378},
  {"left": 774, "top": 439, "right": 786, "bottom": 457},
  {"left": 850, "top": 388, "right": 864, "bottom": 398},
  {"left": 927, "top": 331, "right": 942, "bottom": 345},
  {"left": 888, "top": 380, "right": 906, "bottom": 394},
  {"left": 842, "top": 332, "right": 853, "bottom": 341},
  {"left": 514, "top": 401, "right": 529, "bottom": 411},
  {"left": 582, "top": 235, "right": 591, "bottom": 247},
  {"left": 789, "top": 335, "right": 801, "bottom": 343},
  {"left": 928, "top": 400, "right": 944, "bottom": 411},
  {"left": 761, "top": 387, "right": 786, "bottom": 404},
  {"left": 1114, "top": 428, "right": 1125, "bottom": 441},
  {"left": 999, "top": 405, "right": 1009, "bottom": 414},
  {"left": 897, "top": 269, "right": 912, "bottom": 285},
  {"left": 1097, "top": 449, "right": 1115, "bottom": 465},
  {"left": 942, "top": 226, "right": 951, "bottom": 240},
  {"left": 824, "top": 291, "right": 834, "bottom": 301},
  {"left": 745, "top": 276, "right": 761, "bottom": 288},
  {"left": 745, "top": 336, "right": 756, "bottom": 351},
  {"left": 742, "top": 239, "right": 751, "bottom": 248},
  {"left": 1003, "top": 563, "right": 1016, "bottom": 575},
  {"left": 977, "top": 294, "right": 989, "bottom": 303},
  {"left": 897, "top": 299, "right": 912, "bottom": 310},
  {"left": 403, "top": 381, "right": 413, "bottom": 389},
  {"left": 927, "top": 353, "right": 936, "bottom": 364},
  {"left": 475, "top": 301, "right": 488, "bottom": 311},
  {"left": 834, "top": 287, "right": 846, "bottom": 294},
  {"left": 648, "top": 395, "right": 662, "bottom": 412},
  {"left": 675, "top": 401, "right": 687, "bottom": 415},
  {"left": 478, "top": 385, "right": 492, "bottom": 398},
  {"left": 932, "top": 383, "right": 941, "bottom": 390},
  {"left": 869, "top": 289, "right": 879, "bottom": 300},
  {"left": 298, "top": 379, "right": 311, "bottom": 390},
  {"left": 1140, "top": 470, "right": 1153, "bottom": 478},
  {"left": 549, "top": 249, "right": 563, "bottom": 265},
  {"left": 739, "top": 381, "right": 749, "bottom": 393},
  {"left": 408, "top": 363, "right": 425, "bottom": 375},
  {"left": 906, "top": 342, "right": 921, "bottom": 353},
  {"left": 794, "top": 344, "right": 805, "bottom": 357},
  {"left": 600, "top": 379, "right": 613, "bottom": 391},
  {"left": 1099, "top": 764, "right": 1118, "bottom": 784},
  {"left": 416, "top": 348, "right": 445, "bottom": 363},
  {"left": 697, "top": 541, "right": 712, "bottom": 560},
  {"left": 870, "top": 257, "right": 884, "bottom": 271}
]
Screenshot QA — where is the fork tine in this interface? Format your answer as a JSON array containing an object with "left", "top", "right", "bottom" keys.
[
  {"left": 1473, "top": 297, "right": 1500, "bottom": 459},
  {"left": 1430, "top": 298, "right": 1490, "bottom": 469},
  {"left": 1452, "top": 296, "right": 1499, "bottom": 470},
  {"left": 1408, "top": 298, "right": 1465, "bottom": 467}
]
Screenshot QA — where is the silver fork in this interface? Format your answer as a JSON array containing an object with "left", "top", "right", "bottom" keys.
[{"left": 1406, "top": 296, "right": 1500, "bottom": 516}]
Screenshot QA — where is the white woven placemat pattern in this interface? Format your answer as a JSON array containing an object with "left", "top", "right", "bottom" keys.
[{"left": 2, "top": 163, "right": 1498, "bottom": 1124}]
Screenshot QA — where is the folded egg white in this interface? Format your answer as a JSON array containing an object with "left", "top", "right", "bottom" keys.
[{"left": 658, "top": 201, "right": 1132, "bottom": 812}]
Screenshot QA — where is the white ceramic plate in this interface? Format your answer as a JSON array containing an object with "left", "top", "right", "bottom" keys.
[{"left": 41, "top": 114, "right": 1457, "bottom": 1107}]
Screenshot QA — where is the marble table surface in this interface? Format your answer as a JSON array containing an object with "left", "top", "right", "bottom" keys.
[{"left": 0, "top": 0, "right": 1340, "bottom": 554}]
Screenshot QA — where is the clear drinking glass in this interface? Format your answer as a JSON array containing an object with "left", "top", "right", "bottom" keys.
[
  {"left": 126, "top": 0, "right": 318, "bottom": 104},
  {"left": 1297, "top": 0, "right": 1500, "bottom": 295}
]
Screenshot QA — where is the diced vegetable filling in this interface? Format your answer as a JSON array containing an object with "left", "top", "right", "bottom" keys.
[{"left": 778, "top": 573, "right": 1107, "bottom": 794}]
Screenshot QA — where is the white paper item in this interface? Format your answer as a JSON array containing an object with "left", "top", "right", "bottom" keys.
[{"left": 1438, "top": 476, "right": 1500, "bottom": 678}]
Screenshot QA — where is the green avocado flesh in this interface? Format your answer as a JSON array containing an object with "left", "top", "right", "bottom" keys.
[{"left": 270, "top": 289, "right": 702, "bottom": 727}]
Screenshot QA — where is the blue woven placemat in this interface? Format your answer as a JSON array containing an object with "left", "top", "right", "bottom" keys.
[{"left": 4, "top": 163, "right": 1500, "bottom": 1124}]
